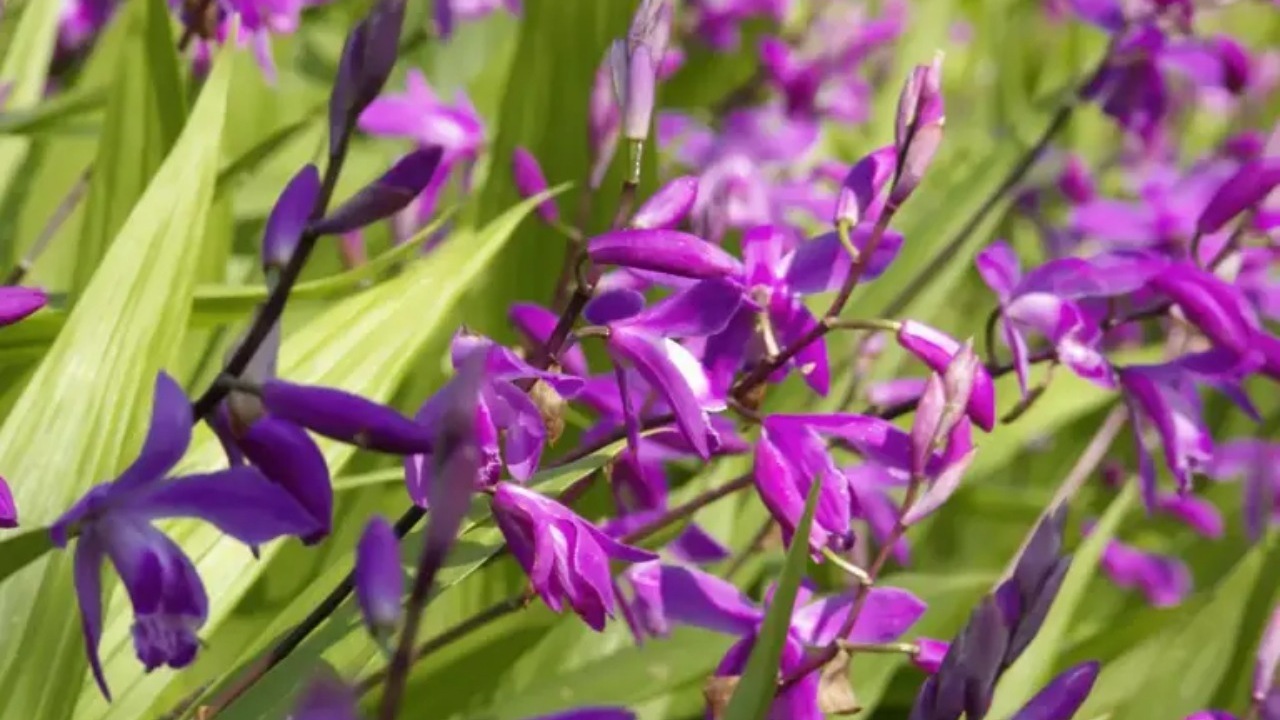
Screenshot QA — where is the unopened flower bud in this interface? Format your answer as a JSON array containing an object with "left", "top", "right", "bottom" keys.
[
  {"left": 609, "top": 0, "right": 672, "bottom": 146},
  {"left": 630, "top": 175, "right": 698, "bottom": 229},
  {"left": 311, "top": 147, "right": 443, "bottom": 235},
  {"left": 834, "top": 146, "right": 896, "bottom": 227},
  {"left": 512, "top": 146, "right": 558, "bottom": 224},
  {"left": 1057, "top": 155, "right": 1095, "bottom": 204},
  {"left": 259, "top": 380, "right": 434, "bottom": 454},
  {"left": 910, "top": 373, "right": 947, "bottom": 476},
  {"left": 940, "top": 339, "right": 980, "bottom": 433},
  {"left": 262, "top": 164, "right": 320, "bottom": 271},
  {"left": 329, "top": 0, "right": 406, "bottom": 152},
  {"left": 589, "top": 55, "right": 621, "bottom": 190},
  {"left": 0, "top": 286, "right": 47, "bottom": 327},
  {"left": 356, "top": 515, "right": 403, "bottom": 642},
  {"left": 890, "top": 53, "right": 945, "bottom": 210},
  {"left": 912, "top": 638, "right": 950, "bottom": 674}
]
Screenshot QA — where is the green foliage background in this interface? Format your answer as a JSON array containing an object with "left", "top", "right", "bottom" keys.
[{"left": 0, "top": 0, "right": 1276, "bottom": 718}]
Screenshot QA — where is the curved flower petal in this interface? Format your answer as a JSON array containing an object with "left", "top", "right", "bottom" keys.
[
  {"left": 73, "top": 540, "right": 110, "bottom": 699},
  {"left": 975, "top": 241, "right": 1022, "bottom": 300},
  {"left": 510, "top": 302, "right": 589, "bottom": 376},
  {"left": 238, "top": 417, "right": 334, "bottom": 543},
  {"left": 791, "top": 586, "right": 927, "bottom": 646},
  {"left": 116, "top": 372, "right": 193, "bottom": 491},
  {"left": 615, "top": 279, "right": 744, "bottom": 338},
  {"left": 1009, "top": 661, "right": 1100, "bottom": 720},
  {"left": 0, "top": 286, "right": 47, "bottom": 327},
  {"left": 260, "top": 380, "right": 435, "bottom": 455},
  {"left": 608, "top": 329, "right": 717, "bottom": 458},
  {"left": 588, "top": 229, "right": 744, "bottom": 279},
  {"left": 769, "top": 291, "right": 829, "bottom": 395},
  {"left": 135, "top": 466, "right": 321, "bottom": 545},
  {"left": 784, "top": 225, "right": 906, "bottom": 295},
  {"left": 1099, "top": 538, "right": 1191, "bottom": 607},
  {"left": 897, "top": 321, "right": 996, "bottom": 431}
]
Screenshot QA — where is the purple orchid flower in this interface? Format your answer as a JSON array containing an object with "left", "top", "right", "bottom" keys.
[
  {"left": 1118, "top": 359, "right": 1216, "bottom": 503},
  {"left": 174, "top": 0, "right": 320, "bottom": 82},
  {"left": 754, "top": 412, "right": 974, "bottom": 556},
  {"left": 0, "top": 285, "right": 48, "bottom": 327},
  {"left": 59, "top": 0, "right": 120, "bottom": 51},
  {"left": 580, "top": 282, "right": 743, "bottom": 459},
  {"left": 491, "top": 482, "right": 656, "bottom": 630},
  {"left": 50, "top": 373, "right": 320, "bottom": 699},
  {"left": 405, "top": 332, "right": 584, "bottom": 507},
  {"left": 621, "top": 562, "right": 925, "bottom": 719},
  {"left": 1256, "top": 605, "right": 1280, "bottom": 705},
  {"left": 896, "top": 322, "right": 996, "bottom": 431},
  {"left": 686, "top": 0, "right": 790, "bottom": 50}
]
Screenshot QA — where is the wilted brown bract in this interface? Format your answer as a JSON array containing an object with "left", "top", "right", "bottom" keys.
[
  {"left": 703, "top": 675, "right": 741, "bottom": 719},
  {"left": 818, "top": 648, "right": 861, "bottom": 715}
]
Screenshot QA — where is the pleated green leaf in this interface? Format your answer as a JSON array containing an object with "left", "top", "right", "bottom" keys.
[{"left": 0, "top": 38, "right": 232, "bottom": 720}]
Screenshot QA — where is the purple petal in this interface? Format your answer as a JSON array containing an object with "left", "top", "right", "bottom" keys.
[
  {"left": 491, "top": 382, "right": 546, "bottom": 480},
  {"left": 754, "top": 431, "right": 831, "bottom": 553},
  {"left": 1009, "top": 661, "right": 1100, "bottom": 720},
  {"left": 262, "top": 164, "right": 321, "bottom": 269},
  {"left": 1198, "top": 158, "right": 1280, "bottom": 235},
  {"left": 237, "top": 418, "right": 333, "bottom": 543},
  {"left": 791, "top": 586, "right": 927, "bottom": 646},
  {"left": 834, "top": 145, "right": 896, "bottom": 227},
  {"left": 1100, "top": 538, "right": 1192, "bottom": 607},
  {"left": 902, "top": 448, "right": 977, "bottom": 526},
  {"left": 975, "top": 240, "right": 1022, "bottom": 300},
  {"left": 768, "top": 291, "right": 829, "bottom": 395},
  {"left": 608, "top": 330, "right": 717, "bottom": 458},
  {"left": 630, "top": 175, "right": 698, "bottom": 230},
  {"left": 512, "top": 146, "right": 558, "bottom": 223},
  {"left": 650, "top": 564, "right": 763, "bottom": 635},
  {"left": 0, "top": 476, "right": 15, "bottom": 528},
  {"left": 1256, "top": 607, "right": 1280, "bottom": 701},
  {"left": 784, "top": 225, "right": 906, "bottom": 295},
  {"left": 896, "top": 321, "right": 996, "bottom": 431},
  {"left": 669, "top": 525, "right": 731, "bottom": 564},
  {"left": 311, "top": 147, "right": 444, "bottom": 235},
  {"left": 1119, "top": 365, "right": 1213, "bottom": 492},
  {"left": 523, "top": 710, "right": 636, "bottom": 720},
  {"left": 260, "top": 380, "right": 434, "bottom": 455},
  {"left": 0, "top": 286, "right": 47, "bottom": 326},
  {"left": 1149, "top": 264, "right": 1261, "bottom": 364},
  {"left": 614, "top": 279, "right": 744, "bottom": 338},
  {"left": 584, "top": 288, "right": 647, "bottom": 326},
  {"left": 116, "top": 372, "right": 193, "bottom": 491},
  {"left": 588, "top": 229, "right": 744, "bottom": 280},
  {"left": 913, "top": 637, "right": 949, "bottom": 674},
  {"left": 866, "top": 377, "right": 928, "bottom": 408},
  {"left": 73, "top": 541, "right": 110, "bottom": 699},
  {"left": 356, "top": 515, "right": 403, "bottom": 637},
  {"left": 135, "top": 466, "right": 321, "bottom": 545},
  {"left": 1155, "top": 492, "right": 1224, "bottom": 538}
]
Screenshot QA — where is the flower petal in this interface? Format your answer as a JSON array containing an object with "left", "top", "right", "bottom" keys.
[
  {"left": 975, "top": 240, "right": 1022, "bottom": 300},
  {"left": 355, "top": 515, "right": 404, "bottom": 637},
  {"left": 136, "top": 466, "right": 321, "bottom": 545},
  {"left": 260, "top": 380, "right": 434, "bottom": 455},
  {"left": 615, "top": 279, "right": 744, "bottom": 339},
  {"left": 115, "top": 372, "right": 193, "bottom": 491},
  {"left": 897, "top": 321, "right": 996, "bottom": 431},
  {"left": 784, "top": 225, "right": 906, "bottom": 295},
  {"left": 588, "top": 229, "right": 744, "bottom": 280},
  {"left": 237, "top": 418, "right": 334, "bottom": 543},
  {"left": 791, "top": 586, "right": 927, "bottom": 646},
  {"left": 608, "top": 329, "right": 717, "bottom": 458},
  {"left": 1009, "top": 661, "right": 1100, "bottom": 720},
  {"left": 73, "top": 540, "right": 110, "bottom": 699},
  {"left": 311, "top": 147, "right": 445, "bottom": 235},
  {"left": 0, "top": 285, "right": 47, "bottom": 326}
]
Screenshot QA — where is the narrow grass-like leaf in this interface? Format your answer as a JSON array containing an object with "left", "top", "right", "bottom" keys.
[
  {"left": 988, "top": 483, "right": 1136, "bottom": 716},
  {"left": 0, "top": 526, "right": 53, "bottom": 586},
  {"left": 72, "top": 0, "right": 187, "bottom": 296},
  {"left": 0, "top": 0, "right": 63, "bottom": 263},
  {"left": 0, "top": 38, "right": 232, "bottom": 720},
  {"left": 0, "top": 88, "right": 105, "bottom": 136},
  {"left": 723, "top": 474, "right": 823, "bottom": 720}
]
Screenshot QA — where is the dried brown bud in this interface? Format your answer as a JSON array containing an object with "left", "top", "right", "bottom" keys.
[
  {"left": 530, "top": 377, "right": 567, "bottom": 446},
  {"left": 818, "top": 649, "right": 861, "bottom": 716},
  {"left": 703, "top": 676, "right": 740, "bottom": 719}
]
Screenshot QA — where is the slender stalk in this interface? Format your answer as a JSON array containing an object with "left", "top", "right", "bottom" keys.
[
  {"left": 725, "top": 519, "right": 775, "bottom": 580},
  {"left": 189, "top": 121, "right": 354, "bottom": 421},
  {"left": 196, "top": 506, "right": 425, "bottom": 718},
  {"left": 377, "top": 520, "right": 452, "bottom": 719},
  {"left": 5, "top": 168, "right": 92, "bottom": 285}
]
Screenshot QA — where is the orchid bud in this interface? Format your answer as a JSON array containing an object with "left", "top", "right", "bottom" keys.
[
  {"left": 0, "top": 286, "right": 47, "bottom": 327},
  {"left": 1214, "top": 36, "right": 1251, "bottom": 95},
  {"left": 609, "top": 0, "right": 672, "bottom": 157},
  {"left": 897, "top": 321, "right": 996, "bottom": 431},
  {"left": 329, "top": 0, "right": 406, "bottom": 152},
  {"left": 1197, "top": 158, "right": 1280, "bottom": 236},
  {"left": 890, "top": 53, "right": 945, "bottom": 210},
  {"left": 834, "top": 146, "right": 896, "bottom": 227},
  {"left": 512, "top": 146, "right": 558, "bottom": 224},
  {"left": 588, "top": 229, "right": 744, "bottom": 280},
  {"left": 261, "top": 164, "right": 320, "bottom": 271},
  {"left": 630, "top": 176, "right": 698, "bottom": 229},
  {"left": 355, "top": 515, "right": 404, "bottom": 642},
  {"left": 1008, "top": 662, "right": 1100, "bottom": 720},
  {"left": 311, "top": 147, "right": 443, "bottom": 235},
  {"left": 258, "top": 380, "right": 435, "bottom": 454},
  {"left": 589, "top": 54, "right": 621, "bottom": 190},
  {"left": 940, "top": 339, "right": 980, "bottom": 434},
  {"left": 0, "top": 475, "right": 15, "bottom": 528},
  {"left": 1057, "top": 155, "right": 1095, "bottom": 204}
]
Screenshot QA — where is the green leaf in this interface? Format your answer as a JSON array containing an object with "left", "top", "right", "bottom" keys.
[
  {"left": 988, "top": 483, "right": 1136, "bottom": 716},
  {"left": 0, "top": 38, "right": 232, "bottom": 720},
  {"left": 723, "top": 473, "right": 823, "bottom": 720},
  {"left": 0, "top": 526, "right": 53, "bottom": 586},
  {"left": 0, "top": 0, "right": 63, "bottom": 263},
  {"left": 72, "top": 0, "right": 187, "bottom": 297},
  {"left": 0, "top": 88, "right": 105, "bottom": 136},
  {"left": 75, "top": 192, "right": 558, "bottom": 720}
]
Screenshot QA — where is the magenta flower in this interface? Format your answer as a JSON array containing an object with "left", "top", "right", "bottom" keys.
[
  {"left": 511, "top": 146, "right": 558, "bottom": 223},
  {"left": 896, "top": 321, "right": 996, "bottom": 431},
  {"left": 0, "top": 286, "right": 48, "bottom": 328},
  {"left": 175, "top": 0, "right": 321, "bottom": 82},
  {"left": 492, "top": 482, "right": 655, "bottom": 630},
  {"left": 1117, "top": 360, "right": 1215, "bottom": 502},
  {"left": 405, "top": 333, "right": 583, "bottom": 507},
  {"left": 434, "top": 0, "right": 520, "bottom": 39},
  {"left": 621, "top": 563, "right": 925, "bottom": 719},
  {"left": 51, "top": 373, "right": 319, "bottom": 698},
  {"left": 59, "top": 0, "right": 119, "bottom": 51}
]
